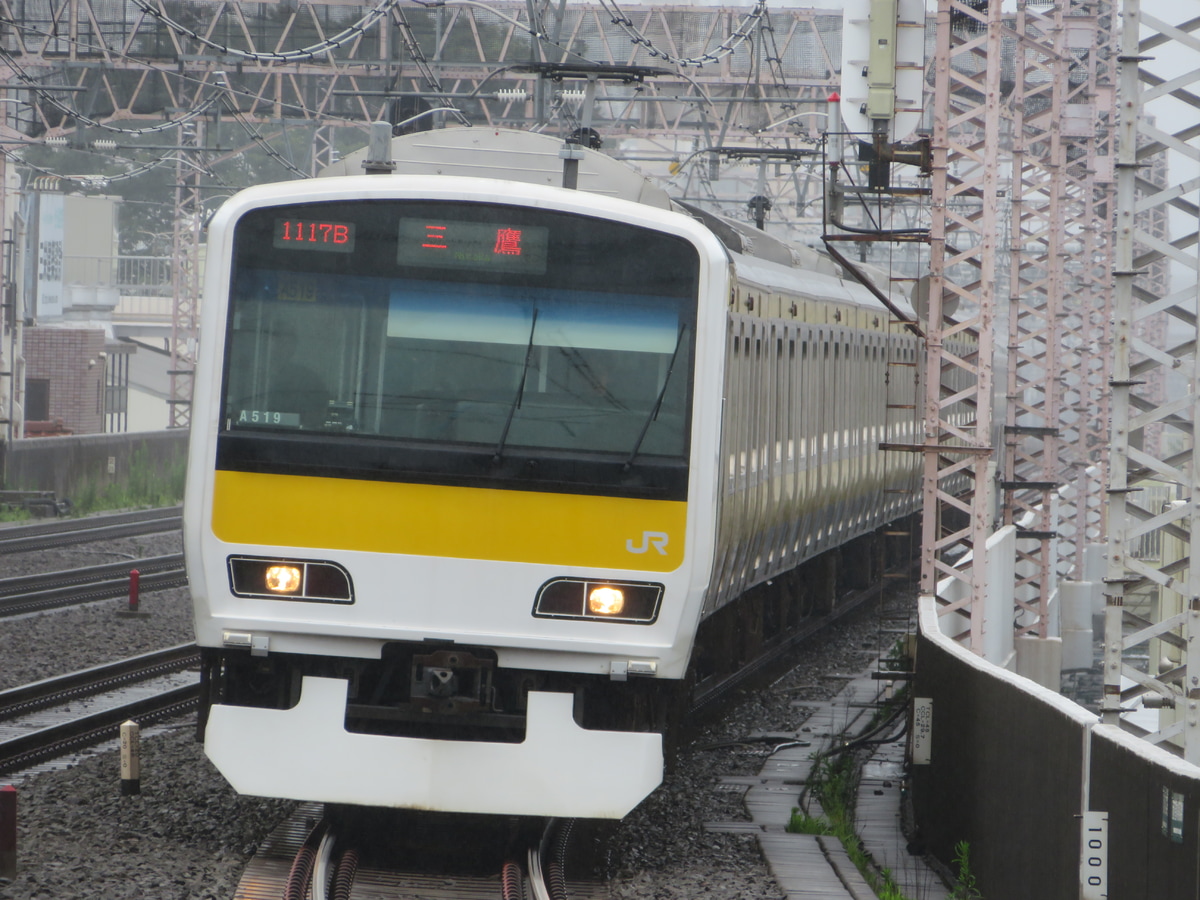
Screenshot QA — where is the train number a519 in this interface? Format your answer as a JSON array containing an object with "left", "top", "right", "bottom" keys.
[{"left": 236, "top": 409, "right": 301, "bottom": 427}]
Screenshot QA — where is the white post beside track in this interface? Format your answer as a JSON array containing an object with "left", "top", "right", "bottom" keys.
[{"left": 120, "top": 721, "right": 141, "bottom": 796}]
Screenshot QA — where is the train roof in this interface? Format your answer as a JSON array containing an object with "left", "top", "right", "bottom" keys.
[
  {"left": 321, "top": 126, "right": 674, "bottom": 209},
  {"left": 326, "top": 127, "right": 916, "bottom": 320}
]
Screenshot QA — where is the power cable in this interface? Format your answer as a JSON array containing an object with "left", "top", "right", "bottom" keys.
[
  {"left": 0, "top": 145, "right": 201, "bottom": 187},
  {"left": 3, "top": 6, "right": 740, "bottom": 143},
  {"left": 407, "top": 0, "right": 592, "bottom": 65},
  {"left": 392, "top": 5, "right": 446, "bottom": 96},
  {"left": 128, "top": 0, "right": 400, "bottom": 63},
  {"left": 1, "top": 21, "right": 388, "bottom": 134},
  {"left": 0, "top": 47, "right": 220, "bottom": 137},
  {"left": 596, "top": 0, "right": 767, "bottom": 68},
  {"left": 221, "top": 99, "right": 309, "bottom": 179}
]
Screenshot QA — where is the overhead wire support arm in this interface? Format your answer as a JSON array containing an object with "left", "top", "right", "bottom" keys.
[
  {"left": 511, "top": 62, "right": 673, "bottom": 84},
  {"left": 819, "top": 239, "right": 924, "bottom": 340},
  {"left": 513, "top": 63, "right": 673, "bottom": 189}
]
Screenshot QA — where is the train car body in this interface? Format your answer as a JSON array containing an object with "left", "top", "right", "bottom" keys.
[{"left": 185, "top": 129, "right": 921, "bottom": 819}]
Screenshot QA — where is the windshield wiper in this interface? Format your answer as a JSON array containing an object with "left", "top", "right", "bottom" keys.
[
  {"left": 623, "top": 322, "right": 688, "bottom": 472},
  {"left": 494, "top": 308, "right": 539, "bottom": 463}
]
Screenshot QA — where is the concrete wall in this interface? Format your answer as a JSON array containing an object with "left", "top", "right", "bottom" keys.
[
  {"left": 913, "top": 594, "right": 1200, "bottom": 900},
  {"left": 0, "top": 428, "right": 188, "bottom": 504},
  {"left": 911, "top": 595, "right": 1091, "bottom": 899}
]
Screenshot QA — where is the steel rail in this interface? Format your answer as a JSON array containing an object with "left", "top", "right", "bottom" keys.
[
  {"left": 0, "top": 554, "right": 185, "bottom": 595},
  {"left": 0, "top": 683, "right": 199, "bottom": 774},
  {"left": 0, "top": 506, "right": 182, "bottom": 554},
  {"left": 0, "top": 554, "right": 187, "bottom": 616},
  {"left": 0, "top": 643, "right": 199, "bottom": 720},
  {"left": 528, "top": 846, "right": 552, "bottom": 900}
]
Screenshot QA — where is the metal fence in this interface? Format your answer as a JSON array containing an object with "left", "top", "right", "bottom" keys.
[{"left": 64, "top": 255, "right": 173, "bottom": 295}]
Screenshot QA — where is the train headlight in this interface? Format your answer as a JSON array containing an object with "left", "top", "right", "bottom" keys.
[
  {"left": 228, "top": 556, "right": 354, "bottom": 604},
  {"left": 588, "top": 586, "right": 625, "bottom": 616},
  {"left": 534, "top": 578, "right": 662, "bottom": 624},
  {"left": 265, "top": 565, "right": 302, "bottom": 594}
]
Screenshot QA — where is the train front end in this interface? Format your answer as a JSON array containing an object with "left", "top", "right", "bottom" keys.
[{"left": 184, "top": 176, "right": 727, "bottom": 818}]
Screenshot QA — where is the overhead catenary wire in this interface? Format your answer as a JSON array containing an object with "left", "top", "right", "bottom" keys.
[
  {"left": 407, "top": 0, "right": 592, "bottom": 65},
  {"left": 0, "top": 19, "right": 420, "bottom": 136},
  {"left": 596, "top": 0, "right": 767, "bottom": 68},
  {"left": 221, "top": 99, "right": 309, "bottom": 179},
  {"left": 0, "top": 12, "right": 545, "bottom": 188},
  {"left": 1, "top": 1, "right": 818, "bottom": 197},
  {"left": 0, "top": 20, "right": 381, "bottom": 187},
  {"left": 128, "top": 0, "right": 401, "bottom": 63},
  {"left": 0, "top": 47, "right": 220, "bottom": 137},
  {"left": 1, "top": 5, "right": 752, "bottom": 150},
  {"left": 0, "top": 145, "right": 207, "bottom": 188}
]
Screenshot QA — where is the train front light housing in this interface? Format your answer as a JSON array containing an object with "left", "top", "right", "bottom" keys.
[
  {"left": 228, "top": 556, "right": 354, "bottom": 604},
  {"left": 534, "top": 578, "right": 661, "bottom": 624}
]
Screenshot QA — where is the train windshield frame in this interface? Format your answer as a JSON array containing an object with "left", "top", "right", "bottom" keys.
[{"left": 215, "top": 199, "right": 700, "bottom": 500}]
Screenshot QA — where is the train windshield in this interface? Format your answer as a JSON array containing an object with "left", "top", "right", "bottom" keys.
[{"left": 218, "top": 199, "right": 699, "bottom": 499}]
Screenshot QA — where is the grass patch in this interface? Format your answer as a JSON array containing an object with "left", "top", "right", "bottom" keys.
[
  {"left": 0, "top": 505, "right": 32, "bottom": 523},
  {"left": 786, "top": 808, "right": 833, "bottom": 835},
  {"left": 48, "top": 447, "right": 186, "bottom": 517},
  {"left": 786, "top": 743, "right": 913, "bottom": 899},
  {"left": 951, "top": 840, "right": 983, "bottom": 900}
]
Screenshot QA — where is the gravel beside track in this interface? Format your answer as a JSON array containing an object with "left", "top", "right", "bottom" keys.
[
  {"left": 0, "top": 531, "right": 194, "bottom": 691},
  {"left": 0, "top": 525, "right": 294, "bottom": 900},
  {"left": 0, "top": 516, "right": 916, "bottom": 900}
]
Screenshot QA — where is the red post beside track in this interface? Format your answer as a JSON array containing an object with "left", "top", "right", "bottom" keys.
[
  {"left": 0, "top": 784, "right": 15, "bottom": 878},
  {"left": 118, "top": 569, "right": 150, "bottom": 620}
]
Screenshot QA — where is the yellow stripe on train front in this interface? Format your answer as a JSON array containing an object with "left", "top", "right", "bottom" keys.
[{"left": 211, "top": 470, "right": 687, "bottom": 572}]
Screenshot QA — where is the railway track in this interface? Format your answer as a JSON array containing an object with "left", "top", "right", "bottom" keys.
[
  {"left": 689, "top": 557, "right": 919, "bottom": 718},
  {"left": 237, "top": 809, "right": 600, "bottom": 900},
  {"left": 0, "top": 505, "right": 182, "bottom": 554},
  {"left": 0, "top": 553, "right": 188, "bottom": 617},
  {"left": 0, "top": 643, "right": 200, "bottom": 775}
]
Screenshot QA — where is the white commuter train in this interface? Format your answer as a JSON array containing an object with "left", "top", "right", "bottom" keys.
[{"left": 184, "top": 128, "right": 922, "bottom": 819}]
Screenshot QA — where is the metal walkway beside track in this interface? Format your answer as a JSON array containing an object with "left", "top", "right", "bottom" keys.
[{"left": 707, "top": 667, "right": 949, "bottom": 900}]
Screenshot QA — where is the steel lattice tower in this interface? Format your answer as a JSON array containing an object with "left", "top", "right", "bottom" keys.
[
  {"left": 1002, "top": 1, "right": 1118, "bottom": 640},
  {"left": 1103, "top": 1, "right": 1200, "bottom": 763},
  {"left": 920, "top": 0, "right": 1005, "bottom": 650}
]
